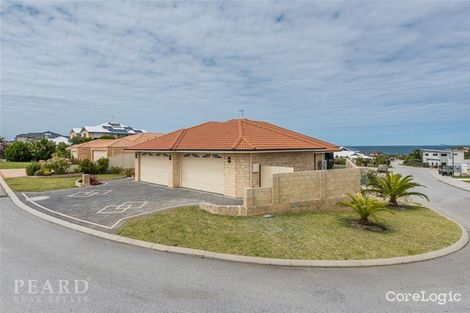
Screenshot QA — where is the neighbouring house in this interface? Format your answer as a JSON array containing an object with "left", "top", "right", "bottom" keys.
[
  {"left": 15, "top": 131, "right": 69, "bottom": 145},
  {"left": 334, "top": 147, "right": 372, "bottom": 160},
  {"left": 69, "top": 122, "right": 146, "bottom": 140},
  {"left": 69, "top": 133, "right": 162, "bottom": 168},
  {"left": 421, "top": 149, "right": 469, "bottom": 168},
  {"left": 127, "top": 119, "right": 339, "bottom": 198}
]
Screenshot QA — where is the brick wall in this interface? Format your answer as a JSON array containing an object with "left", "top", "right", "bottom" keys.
[
  {"left": 76, "top": 147, "right": 91, "bottom": 160},
  {"left": 243, "top": 168, "right": 361, "bottom": 216},
  {"left": 169, "top": 153, "right": 181, "bottom": 187}
]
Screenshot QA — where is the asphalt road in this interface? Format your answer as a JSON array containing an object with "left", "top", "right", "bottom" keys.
[{"left": 1, "top": 165, "right": 469, "bottom": 313}]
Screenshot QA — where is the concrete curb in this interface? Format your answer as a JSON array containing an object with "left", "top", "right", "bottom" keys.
[{"left": 1, "top": 177, "right": 468, "bottom": 267}]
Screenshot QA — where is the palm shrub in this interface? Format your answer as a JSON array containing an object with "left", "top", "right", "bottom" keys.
[
  {"left": 336, "top": 192, "right": 395, "bottom": 225},
  {"left": 337, "top": 193, "right": 394, "bottom": 225},
  {"left": 368, "top": 172, "right": 429, "bottom": 207}
]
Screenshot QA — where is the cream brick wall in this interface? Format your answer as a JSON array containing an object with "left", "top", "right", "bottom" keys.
[{"left": 169, "top": 153, "right": 181, "bottom": 187}]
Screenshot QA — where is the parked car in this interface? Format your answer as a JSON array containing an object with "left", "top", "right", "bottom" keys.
[{"left": 439, "top": 166, "right": 453, "bottom": 176}]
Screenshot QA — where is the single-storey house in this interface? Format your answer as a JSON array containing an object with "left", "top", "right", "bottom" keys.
[
  {"left": 127, "top": 119, "right": 339, "bottom": 198},
  {"left": 69, "top": 133, "right": 162, "bottom": 168}
]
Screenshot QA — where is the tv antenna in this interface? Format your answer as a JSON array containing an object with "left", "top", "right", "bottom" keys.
[{"left": 239, "top": 110, "right": 245, "bottom": 119}]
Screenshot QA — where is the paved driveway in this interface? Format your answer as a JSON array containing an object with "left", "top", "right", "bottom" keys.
[{"left": 20, "top": 178, "right": 242, "bottom": 231}]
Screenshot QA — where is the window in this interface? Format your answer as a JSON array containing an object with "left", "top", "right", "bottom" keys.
[
  {"left": 441, "top": 154, "right": 447, "bottom": 157},
  {"left": 425, "top": 153, "right": 429, "bottom": 156},
  {"left": 433, "top": 153, "right": 438, "bottom": 156}
]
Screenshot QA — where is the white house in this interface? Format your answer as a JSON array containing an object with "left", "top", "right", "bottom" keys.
[
  {"left": 69, "top": 122, "right": 146, "bottom": 140},
  {"left": 421, "top": 149, "right": 468, "bottom": 167},
  {"left": 334, "top": 147, "right": 372, "bottom": 160}
]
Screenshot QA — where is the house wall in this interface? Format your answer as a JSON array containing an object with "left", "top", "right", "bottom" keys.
[
  {"left": 76, "top": 147, "right": 91, "bottom": 160},
  {"left": 223, "top": 151, "right": 321, "bottom": 198},
  {"left": 134, "top": 151, "right": 329, "bottom": 199}
]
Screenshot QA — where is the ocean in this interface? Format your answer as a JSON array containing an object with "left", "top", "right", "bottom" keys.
[{"left": 346, "top": 145, "right": 468, "bottom": 156}]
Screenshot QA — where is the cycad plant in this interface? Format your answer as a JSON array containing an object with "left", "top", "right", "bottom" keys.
[
  {"left": 337, "top": 193, "right": 394, "bottom": 225},
  {"left": 368, "top": 172, "right": 429, "bottom": 207}
]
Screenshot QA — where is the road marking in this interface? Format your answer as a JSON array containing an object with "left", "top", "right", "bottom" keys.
[
  {"left": 26, "top": 196, "right": 50, "bottom": 201},
  {"left": 68, "top": 190, "right": 112, "bottom": 198},
  {"left": 97, "top": 201, "right": 148, "bottom": 214}
]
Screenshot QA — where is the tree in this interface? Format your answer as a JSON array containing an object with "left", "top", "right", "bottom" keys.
[
  {"left": 367, "top": 172, "right": 429, "bottom": 207},
  {"left": 71, "top": 137, "right": 93, "bottom": 145},
  {"left": 53, "top": 142, "right": 71, "bottom": 158},
  {"left": 337, "top": 193, "right": 394, "bottom": 225},
  {"left": 30, "top": 139, "right": 56, "bottom": 161},
  {"left": 4, "top": 141, "right": 32, "bottom": 161}
]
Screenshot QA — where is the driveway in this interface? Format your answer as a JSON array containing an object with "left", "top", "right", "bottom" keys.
[{"left": 20, "top": 178, "right": 242, "bottom": 231}]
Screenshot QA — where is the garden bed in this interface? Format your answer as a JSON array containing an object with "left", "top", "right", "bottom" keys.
[{"left": 117, "top": 205, "right": 461, "bottom": 260}]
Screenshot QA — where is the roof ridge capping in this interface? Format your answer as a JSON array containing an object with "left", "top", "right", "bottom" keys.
[{"left": 243, "top": 119, "right": 336, "bottom": 149}]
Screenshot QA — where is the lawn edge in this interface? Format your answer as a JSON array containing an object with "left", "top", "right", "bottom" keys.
[{"left": 1, "top": 176, "right": 468, "bottom": 268}]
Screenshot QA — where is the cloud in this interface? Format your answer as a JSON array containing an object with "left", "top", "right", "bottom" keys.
[{"left": 1, "top": 1, "right": 469, "bottom": 144}]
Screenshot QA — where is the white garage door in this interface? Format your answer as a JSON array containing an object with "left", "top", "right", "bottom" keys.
[
  {"left": 261, "top": 165, "right": 294, "bottom": 187},
  {"left": 182, "top": 155, "right": 224, "bottom": 194},
  {"left": 93, "top": 150, "right": 107, "bottom": 161},
  {"left": 140, "top": 154, "right": 170, "bottom": 186}
]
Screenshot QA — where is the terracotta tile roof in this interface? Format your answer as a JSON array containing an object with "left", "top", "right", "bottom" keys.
[
  {"left": 109, "top": 133, "right": 164, "bottom": 148},
  {"left": 73, "top": 139, "right": 119, "bottom": 148},
  {"left": 128, "top": 119, "right": 338, "bottom": 152}
]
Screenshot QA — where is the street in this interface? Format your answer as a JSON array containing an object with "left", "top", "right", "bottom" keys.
[{"left": 1, "top": 165, "right": 469, "bottom": 313}]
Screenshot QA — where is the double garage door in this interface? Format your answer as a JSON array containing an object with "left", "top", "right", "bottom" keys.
[{"left": 140, "top": 154, "right": 224, "bottom": 194}]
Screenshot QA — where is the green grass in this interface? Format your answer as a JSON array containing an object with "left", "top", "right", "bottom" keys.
[
  {"left": 118, "top": 206, "right": 461, "bottom": 260},
  {"left": 5, "top": 174, "right": 126, "bottom": 192},
  {"left": 0, "top": 161, "right": 31, "bottom": 169}
]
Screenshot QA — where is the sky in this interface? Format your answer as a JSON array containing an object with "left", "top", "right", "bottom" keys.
[{"left": 1, "top": 1, "right": 469, "bottom": 145}]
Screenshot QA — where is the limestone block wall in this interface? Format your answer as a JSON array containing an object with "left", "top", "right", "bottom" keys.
[{"left": 243, "top": 168, "right": 361, "bottom": 216}]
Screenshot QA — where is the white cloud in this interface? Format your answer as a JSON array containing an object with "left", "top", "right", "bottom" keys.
[{"left": 1, "top": 1, "right": 469, "bottom": 144}]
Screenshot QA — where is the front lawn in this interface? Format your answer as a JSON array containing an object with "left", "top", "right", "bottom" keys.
[
  {"left": 0, "top": 161, "right": 31, "bottom": 169},
  {"left": 5, "top": 174, "right": 126, "bottom": 192},
  {"left": 118, "top": 206, "right": 461, "bottom": 260}
]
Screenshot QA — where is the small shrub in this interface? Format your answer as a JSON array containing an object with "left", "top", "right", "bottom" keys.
[
  {"left": 34, "top": 169, "right": 45, "bottom": 176},
  {"left": 77, "top": 159, "right": 98, "bottom": 174},
  {"left": 4, "top": 141, "right": 32, "bottom": 161},
  {"left": 26, "top": 162, "right": 41, "bottom": 176},
  {"left": 108, "top": 166, "right": 123, "bottom": 174},
  {"left": 124, "top": 168, "right": 135, "bottom": 177},
  {"left": 44, "top": 157, "right": 71, "bottom": 175},
  {"left": 96, "top": 158, "right": 109, "bottom": 174},
  {"left": 89, "top": 175, "right": 102, "bottom": 186}
]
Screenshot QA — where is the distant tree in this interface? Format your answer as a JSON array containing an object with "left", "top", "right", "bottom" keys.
[
  {"left": 4, "top": 141, "right": 32, "bottom": 162},
  {"left": 53, "top": 142, "right": 71, "bottom": 159},
  {"left": 99, "top": 135, "right": 117, "bottom": 139},
  {"left": 71, "top": 137, "right": 93, "bottom": 145},
  {"left": 30, "top": 139, "right": 56, "bottom": 161}
]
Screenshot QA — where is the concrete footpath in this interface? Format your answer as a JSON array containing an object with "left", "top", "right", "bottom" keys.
[{"left": 428, "top": 169, "right": 470, "bottom": 192}]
